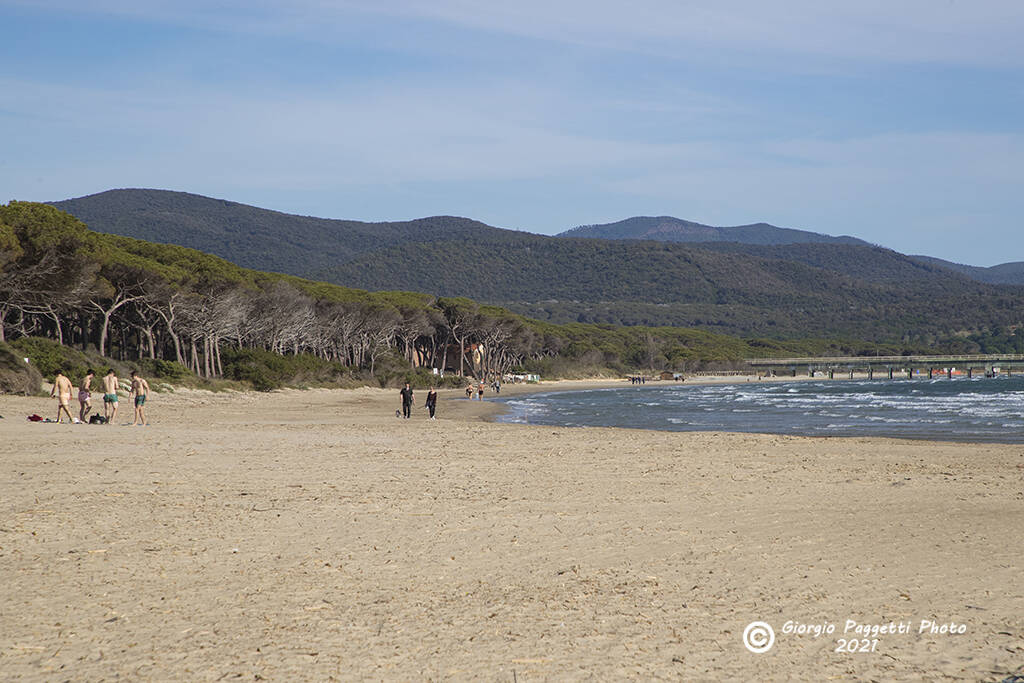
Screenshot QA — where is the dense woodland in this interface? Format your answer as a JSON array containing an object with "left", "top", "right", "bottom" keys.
[
  {"left": 3, "top": 201, "right": 890, "bottom": 393},
  {"left": 5, "top": 201, "right": 1023, "bottom": 394},
  {"left": 557, "top": 215, "right": 867, "bottom": 245},
  {"left": 53, "top": 190, "right": 1024, "bottom": 339}
]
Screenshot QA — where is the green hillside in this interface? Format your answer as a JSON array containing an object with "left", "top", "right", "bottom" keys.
[
  {"left": 48, "top": 188, "right": 1024, "bottom": 343},
  {"left": 50, "top": 188, "right": 523, "bottom": 279},
  {"left": 558, "top": 215, "right": 868, "bottom": 245},
  {"left": 909, "top": 254, "right": 1024, "bottom": 286},
  {"left": 8, "top": 201, "right": 943, "bottom": 394}
]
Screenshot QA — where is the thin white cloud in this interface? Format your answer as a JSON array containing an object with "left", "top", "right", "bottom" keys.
[
  {"left": 6, "top": 0, "right": 1024, "bottom": 67},
  {"left": 0, "top": 76, "right": 714, "bottom": 193}
]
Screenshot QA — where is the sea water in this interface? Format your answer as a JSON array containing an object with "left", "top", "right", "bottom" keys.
[{"left": 495, "top": 376, "right": 1024, "bottom": 443}]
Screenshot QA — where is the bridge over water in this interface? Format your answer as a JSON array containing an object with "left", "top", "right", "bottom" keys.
[{"left": 744, "top": 354, "right": 1024, "bottom": 379}]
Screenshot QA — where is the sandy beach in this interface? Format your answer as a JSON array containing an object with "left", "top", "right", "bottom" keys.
[{"left": 1, "top": 380, "right": 1023, "bottom": 681}]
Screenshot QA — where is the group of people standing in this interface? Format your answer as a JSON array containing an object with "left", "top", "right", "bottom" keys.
[
  {"left": 464, "top": 379, "right": 500, "bottom": 400},
  {"left": 49, "top": 368, "right": 150, "bottom": 425},
  {"left": 399, "top": 383, "right": 438, "bottom": 419}
]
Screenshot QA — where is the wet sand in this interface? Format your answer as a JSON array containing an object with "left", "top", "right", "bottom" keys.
[{"left": 1, "top": 382, "right": 1022, "bottom": 680}]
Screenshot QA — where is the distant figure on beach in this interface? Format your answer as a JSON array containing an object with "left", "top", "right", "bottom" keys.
[
  {"left": 78, "top": 369, "right": 94, "bottom": 423},
  {"left": 425, "top": 386, "right": 437, "bottom": 420},
  {"left": 466, "top": 385, "right": 473, "bottom": 399},
  {"left": 102, "top": 369, "right": 119, "bottom": 423},
  {"left": 129, "top": 370, "right": 150, "bottom": 426},
  {"left": 400, "top": 382, "right": 414, "bottom": 418},
  {"left": 477, "top": 381, "right": 484, "bottom": 400},
  {"left": 50, "top": 370, "right": 74, "bottom": 423}
]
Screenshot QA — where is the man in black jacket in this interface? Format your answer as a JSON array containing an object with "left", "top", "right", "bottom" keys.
[
  {"left": 399, "top": 383, "right": 414, "bottom": 419},
  {"left": 425, "top": 386, "right": 438, "bottom": 420}
]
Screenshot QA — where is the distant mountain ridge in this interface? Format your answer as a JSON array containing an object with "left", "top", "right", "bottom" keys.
[
  {"left": 46, "top": 188, "right": 1024, "bottom": 341},
  {"left": 558, "top": 216, "right": 869, "bottom": 246},
  {"left": 50, "top": 188, "right": 519, "bottom": 279},
  {"left": 561, "top": 215, "right": 1024, "bottom": 285},
  {"left": 909, "top": 255, "right": 1024, "bottom": 286}
]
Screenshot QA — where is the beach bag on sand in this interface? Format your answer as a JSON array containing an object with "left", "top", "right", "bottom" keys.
[
  {"left": 27, "top": 414, "right": 43, "bottom": 422},
  {"left": 89, "top": 414, "right": 107, "bottom": 424}
]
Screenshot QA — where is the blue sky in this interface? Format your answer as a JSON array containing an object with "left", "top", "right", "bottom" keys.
[{"left": 2, "top": 1, "right": 1023, "bottom": 265}]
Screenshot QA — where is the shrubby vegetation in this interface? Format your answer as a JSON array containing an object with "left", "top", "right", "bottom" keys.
[{"left": 0, "top": 341, "right": 42, "bottom": 395}]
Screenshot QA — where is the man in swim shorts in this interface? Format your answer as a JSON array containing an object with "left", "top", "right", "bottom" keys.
[
  {"left": 50, "top": 369, "right": 74, "bottom": 423},
  {"left": 78, "top": 369, "right": 94, "bottom": 423},
  {"left": 129, "top": 370, "right": 150, "bottom": 426},
  {"left": 102, "top": 368, "right": 120, "bottom": 424}
]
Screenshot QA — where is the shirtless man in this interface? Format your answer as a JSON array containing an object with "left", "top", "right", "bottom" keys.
[
  {"left": 129, "top": 370, "right": 150, "bottom": 426},
  {"left": 102, "top": 368, "right": 120, "bottom": 424},
  {"left": 50, "top": 370, "right": 74, "bottom": 423},
  {"left": 78, "top": 369, "right": 94, "bottom": 423}
]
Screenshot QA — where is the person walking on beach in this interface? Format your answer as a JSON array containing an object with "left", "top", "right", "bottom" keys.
[
  {"left": 466, "top": 385, "right": 473, "bottom": 399},
  {"left": 102, "top": 369, "right": 119, "bottom": 423},
  {"left": 129, "top": 370, "right": 150, "bottom": 426},
  {"left": 78, "top": 369, "right": 94, "bottom": 423},
  {"left": 50, "top": 370, "right": 74, "bottom": 423},
  {"left": 425, "top": 386, "right": 438, "bottom": 420},
  {"left": 477, "top": 381, "right": 485, "bottom": 400},
  {"left": 400, "top": 382, "right": 414, "bottom": 419}
]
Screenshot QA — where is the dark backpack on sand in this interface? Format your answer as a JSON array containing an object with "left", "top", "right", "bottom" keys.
[{"left": 89, "top": 414, "right": 107, "bottom": 424}]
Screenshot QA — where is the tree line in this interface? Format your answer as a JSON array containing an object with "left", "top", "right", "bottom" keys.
[
  {"left": 5, "top": 201, "right": 970, "bottom": 392},
  {"left": 4, "top": 202, "right": 818, "bottom": 390},
  {"left": 0, "top": 203, "right": 571, "bottom": 384}
]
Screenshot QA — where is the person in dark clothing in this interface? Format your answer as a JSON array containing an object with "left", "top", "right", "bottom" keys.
[
  {"left": 400, "top": 382, "right": 414, "bottom": 418},
  {"left": 425, "top": 386, "right": 438, "bottom": 420}
]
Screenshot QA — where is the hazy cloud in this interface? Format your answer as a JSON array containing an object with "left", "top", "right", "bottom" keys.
[
  {"left": 9, "top": 0, "right": 1024, "bottom": 66},
  {"left": 3, "top": 1, "right": 1023, "bottom": 263}
]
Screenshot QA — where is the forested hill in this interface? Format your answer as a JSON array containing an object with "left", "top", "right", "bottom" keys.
[
  {"left": 558, "top": 216, "right": 868, "bottom": 246},
  {"left": 909, "top": 254, "right": 1024, "bottom": 286},
  {"left": 50, "top": 189, "right": 521, "bottom": 278},
  {"left": 324, "top": 237, "right": 1024, "bottom": 339},
  {"left": 48, "top": 188, "right": 1024, "bottom": 341}
]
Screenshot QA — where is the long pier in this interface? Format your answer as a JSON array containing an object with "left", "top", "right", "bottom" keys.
[{"left": 744, "top": 354, "right": 1024, "bottom": 379}]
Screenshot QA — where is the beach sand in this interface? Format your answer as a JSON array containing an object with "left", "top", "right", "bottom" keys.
[{"left": 1, "top": 381, "right": 1022, "bottom": 680}]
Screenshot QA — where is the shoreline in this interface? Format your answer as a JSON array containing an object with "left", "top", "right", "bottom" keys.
[
  {"left": 459, "top": 374, "right": 1022, "bottom": 447},
  {"left": 449, "top": 373, "right": 824, "bottom": 424}
]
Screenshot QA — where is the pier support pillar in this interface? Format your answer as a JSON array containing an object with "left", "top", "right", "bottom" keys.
[
  {"left": 849, "top": 370, "right": 854, "bottom": 379},
  {"left": 968, "top": 368, "right": 973, "bottom": 379},
  {"left": 928, "top": 368, "right": 934, "bottom": 379},
  {"left": 907, "top": 368, "right": 913, "bottom": 379},
  {"left": 889, "top": 367, "right": 894, "bottom": 380},
  {"left": 947, "top": 368, "right": 953, "bottom": 379},
  {"left": 868, "top": 367, "right": 874, "bottom": 380},
  {"left": 828, "top": 370, "right": 834, "bottom": 380}
]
